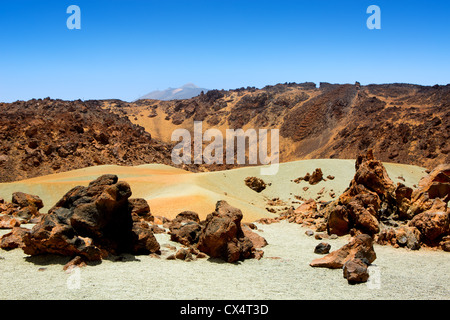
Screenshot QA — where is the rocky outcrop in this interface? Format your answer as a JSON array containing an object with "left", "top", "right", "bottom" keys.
[
  {"left": 15, "top": 174, "right": 160, "bottom": 261},
  {"left": 407, "top": 164, "right": 450, "bottom": 217},
  {"left": 117, "top": 83, "right": 450, "bottom": 170},
  {"left": 323, "top": 150, "right": 450, "bottom": 250},
  {"left": 0, "top": 98, "right": 192, "bottom": 183},
  {"left": 197, "top": 201, "right": 263, "bottom": 262},
  {"left": 326, "top": 150, "right": 394, "bottom": 236},
  {"left": 409, "top": 200, "right": 449, "bottom": 246}
]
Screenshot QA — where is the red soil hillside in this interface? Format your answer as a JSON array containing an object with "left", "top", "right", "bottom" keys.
[{"left": 105, "top": 82, "right": 450, "bottom": 170}]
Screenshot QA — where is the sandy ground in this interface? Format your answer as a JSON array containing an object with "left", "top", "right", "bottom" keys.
[
  {"left": 0, "top": 220, "right": 448, "bottom": 300},
  {"left": 1, "top": 159, "right": 447, "bottom": 300},
  {"left": 0, "top": 159, "right": 427, "bottom": 222}
]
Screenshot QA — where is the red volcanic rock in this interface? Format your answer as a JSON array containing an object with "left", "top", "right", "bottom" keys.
[
  {"left": 11, "top": 192, "right": 44, "bottom": 211},
  {"left": 0, "top": 192, "right": 45, "bottom": 223},
  {"left": 408, "top": 164, "right": 450, "bottom": 217},
  {"left": 325, "top": 150, "right": 396, "bottom": 236},
  {"left": 131, "top": 221, "right": 160, "bottom": 255},
  {"left": 0, "top": 98, "right": 193, "bottom": 183},
  {"left": 0, "top": 227, "right": 30, "bottom": 250},
  {"left": 310, "top": 234, "right": 376, "bottom": 269},
  {"left": 324, "top": 152, "right": 449, "bottom": 250},
  {"left": 242, "top": 225, "right": 268, "bottom": 249},
  {"left": 63, "top": 256, "right": 87, "bottom": 272},
  {"left": 395, "top": 183, "right": 414, "bottom": 219},
  {"left": 395, "top": 226, "right": 421, "bottom": 250},
  {"left": 352, "top": 150, "right": 395, "bottom": 199},
  {"left": 197, "top": 201, "right": 261, "bottom": 262},
  {"left": 21, "top": 214, "right": 104, "bottom": 261},
  {"left": 129, "top": 198, "right": 154, "bottom": 222},
  {"left": 169, "top": 221, "right": 203, "bottom": 247},
  {"left": 172, "top": 211, "right": 201, "bottom": 224},
  {"left": 294, "top": 169, "right": 323, "bottom": 185},
  {"left": 19, "top": 174, "right": 160, "bottom": 261},
  {"left": 441, "top": 236, "right": 450, "bottom": 252},
  {"left": 343, "top": 258, "right": 370, "bottom": 284},
  {"left": 409, "top": 199, "right": 449, "bottom": 245},
  {"left": 294, "top": 199, "right": 318, "bottom": 215},
  {"left": 327, "top": 204, "right": 350, "bottom": 236},
  {"left": 0, "top": 215, "right": 21, "bottom": 229},
  {"left": 346, "top": 201, "right": 380, "bottom": 236},
  {"left": 168, "top": 211, "right": 202, "bottom": 246},
  {"left": 309, "top": 168, "right": 324, "bottom": 185},
  {"left": 314, "top": 242, "right": 331, "bottom": 254}
]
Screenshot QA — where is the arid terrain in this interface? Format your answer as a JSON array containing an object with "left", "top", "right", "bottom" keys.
[
  {"left": 0, "top": 82, "right": 449, "bottom": 300},
  {"left": 0, "top": 159, "right": 448, "bottom": 299},
  {"left": 1, "top": 82, "right": 449, "bottom": 183},
  {"left": 104, "top": 82, "right": 450, "bottom": 169}
]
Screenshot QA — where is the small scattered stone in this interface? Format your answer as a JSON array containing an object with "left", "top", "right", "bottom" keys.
[
  {"left": 244, "top": 177, "right": 267, "bottom": 193},
  {"left": 343, "top": 258, "right": 370, "bottom": 284},
  {"left": 314, "top": 242, "right": 331, "bottom": 254},
  {"left": 305, "top": 230, "right": 314, "bottom": 237},
  {"left": 314, "top": 232, "right": 329, "bottom": 240},
  {"left": 175, "top": 248, "right": 187, "bottom": 260},
  {"left": 63, "top": 256, "right": 86, "bottom": 271}
]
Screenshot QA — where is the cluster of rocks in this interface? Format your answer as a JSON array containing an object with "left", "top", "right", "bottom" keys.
[
  {"left": 167, "top": 201, "right": 266, "bottom": 263},
  {"left": 325, "top": 150, "right": 449, "bottom": 251},
  {"left": 262, "top": 150, "right": 449, "bottom": 253},
  {"left": 258, "top": 198, "right": 329, "bottom": 232},
  {"left": 0, "top": 192, "right": 44, "bottom": 228},
  {"left": 256, "top": 149, "right": 449, "bottom": 284},
  {"left": 0, "top": 175, "right": 266, "bottom": 269},
  {"left": 294, "top": 168, "right": 324, "bottom": 185},
  {"left": 311, "top": 234, "right": 377, "bottom": 284},
  {"left": 1, "top": 175, "right": 160, "bottom": 268}
]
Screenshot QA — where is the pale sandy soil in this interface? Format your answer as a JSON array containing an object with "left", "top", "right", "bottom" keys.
[
  {"left": 1, "top": 160, "right": 447, "bottom": 300},
  {"left": 0, "top": 221, "right": 448, "bottom": 300},
  {"left": 0, "top": 159, "right": 427, "bottom": 222}
]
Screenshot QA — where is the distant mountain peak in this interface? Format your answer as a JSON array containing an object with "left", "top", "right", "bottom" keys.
[
  {"left": 138, "top": 83, "right": 208, "bottom": 101},
  {"left": 181, "top": 83, "right": 199, "bottom": 89}
]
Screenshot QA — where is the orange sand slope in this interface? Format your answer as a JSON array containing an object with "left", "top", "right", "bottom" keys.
[{"left": 0, "top": 160, "right": 427, "bottom": 222}]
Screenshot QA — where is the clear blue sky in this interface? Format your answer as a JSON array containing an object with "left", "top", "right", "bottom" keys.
[{"left": 1, "top": 0, "right": 449, "bottom": 102}]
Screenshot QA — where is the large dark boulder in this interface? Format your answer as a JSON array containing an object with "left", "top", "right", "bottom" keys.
[
  {"left": 18, "top": 174, "right": 160, "bottom": 261},
  {"left": 197, "top": 201, "right": 262, "bottom": 263}
]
